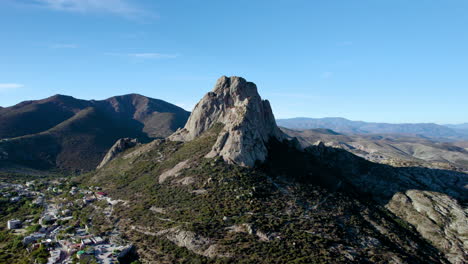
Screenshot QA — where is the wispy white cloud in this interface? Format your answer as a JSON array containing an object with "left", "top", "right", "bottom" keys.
[
  {"left": 29, "top": 0, "right": 152, "bottom": 19},
  {"left": 130, "top": 53, "right": 179, "bottom": 59},
  {"left": 106, "top": 52, "right": 180, "bottom": 59},
  {"left": 321, "top": 72, "right": 333, "bottom": 79},
  {"left": 0, "top": 83, "right": 24, "bottom": 92},
  {"left": 50, "top": 43, "right": 78, "bottom": 49}
]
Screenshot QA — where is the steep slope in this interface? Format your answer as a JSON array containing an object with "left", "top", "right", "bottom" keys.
[
  {"left": 0, "top": 107, "right": 147, "bottom": 171},
  {"left": 88, "top": 76, "right": 466, "bottom": 263},
  {"left": 305, "top": 144, "right": 467, "bottom": 264},
  {"left": 0, "top": 94, "right": 189, "bottom": 173},
  {"left": 102, "top": 94, "right": 189, "bottom": 138},
  {"left": 277, "top": 117, "right": 468, "bottom": 140}
]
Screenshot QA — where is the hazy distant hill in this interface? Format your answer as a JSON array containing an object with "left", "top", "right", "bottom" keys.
[
  {"left": 445, "top": 123, "right": 468, "bottom": 131},
  {"left": 0, "top": 94, "right": 189, "bottom": 172},
  {"left": 277, "top": 117, "right": 468, "bottom": 140}
]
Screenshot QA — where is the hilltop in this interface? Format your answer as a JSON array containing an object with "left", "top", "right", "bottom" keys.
[{"left": 0, "top": 94, "right": 189, "bottom": 173}]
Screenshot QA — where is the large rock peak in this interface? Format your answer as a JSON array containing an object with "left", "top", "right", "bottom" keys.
[{"left": 169, "top": 76, "right": 286, "bottom": 167}]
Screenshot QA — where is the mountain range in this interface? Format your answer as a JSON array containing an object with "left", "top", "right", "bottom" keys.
[
  {"left": 0, "top": 94, "right": 189, "bottom": 173},
  {"left": 2, "top": 93, "right": 467, "bottom": 175},
  {"left": 276, "top": 117, "right": 468, "bottom": 140}
]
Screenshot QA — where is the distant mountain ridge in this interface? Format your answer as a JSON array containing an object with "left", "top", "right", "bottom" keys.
[
  {"left": 277, "top": 117, "right": 468, "bottom": 140},
  {"left": 445, "top": 123, "right": 468, "bottom": 131},
  {"left": 0, "top": 94, "right": 190, "bottom": 172}
]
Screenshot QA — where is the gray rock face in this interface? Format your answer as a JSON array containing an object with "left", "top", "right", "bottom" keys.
[
  {"left": 97, "top": 138, "right": 139, "bottom": 169},
  {"left": 386, "top": 190, "right": 468, "bottom": 264},
  {"left": 169, "top": 76, "right": 286, "bottom": 167}
]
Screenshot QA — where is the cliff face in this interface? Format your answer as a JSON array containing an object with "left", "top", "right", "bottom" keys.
[{"left": 170, "top": 76, "right": 285, "bottom": 167}]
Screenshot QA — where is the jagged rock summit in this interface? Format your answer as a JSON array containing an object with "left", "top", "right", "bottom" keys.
[
  {"left": 169, "top": 76, "right": 286, "bottom": 167},
  {"left": 97, "top": 138, "right": 140, "bottom": 169}
]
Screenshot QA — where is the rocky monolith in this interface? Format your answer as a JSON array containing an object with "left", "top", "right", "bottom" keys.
[{"left": 169, "top": 76, "right": 286, "bottom": 167}]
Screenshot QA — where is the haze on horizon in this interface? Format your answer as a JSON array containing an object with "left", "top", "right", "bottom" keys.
[{"left": 1, "top": 0, "right": 467, "bottom": 124}]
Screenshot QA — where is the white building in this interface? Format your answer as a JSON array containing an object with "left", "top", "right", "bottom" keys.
[
  {"left": 91, "top": 236, "right": 104, "bottom": 244},
  {"left": 7, "top": 219, "right": 21, "bottom": 229},
  {"left": 81, "top": 238, "right": 93, "bottom": 246}
]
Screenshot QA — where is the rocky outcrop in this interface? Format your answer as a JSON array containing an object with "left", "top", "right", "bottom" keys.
[
  {"left": 169, "top": 76, "right": 286, "bottom": 167},
  {"left": 159, "top": 160, "right": 190, "bottom": 183},
  {"left": 133, "top": 226, "right": 228, "bottom": 258},
  {"left": 97, "top": 138, "right": 140, "bottom": 169},
  {"left": 386, "top": 190, "right": 468, "bottom": 264}
]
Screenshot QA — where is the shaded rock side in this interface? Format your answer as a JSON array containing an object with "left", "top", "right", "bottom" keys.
[
  {"left": 97, "top": 138, "right": 140, "bottom": 169},
  {"left": 169, "top": 76, "right": 285, "bottom": 167}
]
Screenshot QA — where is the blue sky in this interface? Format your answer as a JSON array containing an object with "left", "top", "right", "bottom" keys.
[{"left": 1, "top": 0, "right": 467, "bottom": 124}]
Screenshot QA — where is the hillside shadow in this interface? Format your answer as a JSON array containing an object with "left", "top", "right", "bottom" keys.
[{"left": 262, "top": 138, "right": 468, "bottom": 206}]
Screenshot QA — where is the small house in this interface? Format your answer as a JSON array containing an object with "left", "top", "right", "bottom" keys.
[{"left": 7, "top": 219, "right": 21, "bottom": 229}]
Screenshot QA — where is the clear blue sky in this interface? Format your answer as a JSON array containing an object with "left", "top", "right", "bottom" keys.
[{"left": 1, "top": 0, "right": 467, "bottom": 124}]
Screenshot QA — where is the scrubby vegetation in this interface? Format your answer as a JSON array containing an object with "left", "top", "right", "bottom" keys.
[
  {"left": 0, "top": 197, "right": 45, "bottom": 263},
  {"left": 82, "top": 125, "right": 448, "bottom": 263}
]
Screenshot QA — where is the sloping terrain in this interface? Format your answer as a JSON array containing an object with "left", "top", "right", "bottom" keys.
[
  {"left": 85, "top": 77, "right": 467, "bottom": 263},
  {"left": 282, "top": 128, "right": 468, "bottom": 172},
  {"left": 0, "top": 94, "right": 189, "bottom": 172},
  {"left": 87, "top": 126, "right": 451, "bottom": 263},
  {"left": 277, "top": 117, "right": 468, "bottom": 140}
]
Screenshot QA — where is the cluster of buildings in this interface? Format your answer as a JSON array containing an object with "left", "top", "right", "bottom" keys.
[
  {"left": 3, "top": 181, "right": 45, "bottom": 234},
  {"left": 0, "top": 182, "right": 39, "bottom": 203},
  {"left": 3, "top": 180, "right": 133, "bottom": 264}
]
